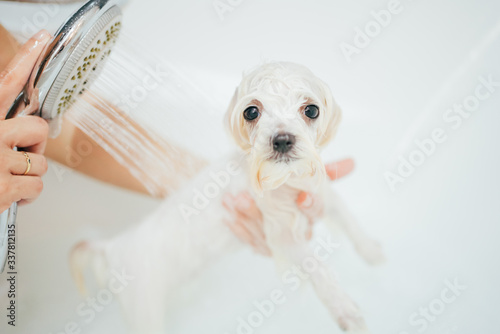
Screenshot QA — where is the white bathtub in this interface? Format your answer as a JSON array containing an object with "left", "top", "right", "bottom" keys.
[{"left": 1, "top": 0, "right": 500, "bottom": 333}]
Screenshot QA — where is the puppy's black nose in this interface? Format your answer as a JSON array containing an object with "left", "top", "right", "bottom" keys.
[{"left": 272, "top": 133, "right": 296, "bottom": 153}]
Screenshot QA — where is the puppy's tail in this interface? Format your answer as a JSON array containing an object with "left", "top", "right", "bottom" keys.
[{"left": 69, "top": 240, "right": 107, "bottom": 296}]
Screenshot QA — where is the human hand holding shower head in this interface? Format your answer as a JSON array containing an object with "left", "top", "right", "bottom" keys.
[{"left": 0, "top": 0, "right": 123, "bottom": 274}]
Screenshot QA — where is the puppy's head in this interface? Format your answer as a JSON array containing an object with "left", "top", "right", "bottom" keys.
[{"left": 225, "top": 62, "right": 341, "bottom": 193}]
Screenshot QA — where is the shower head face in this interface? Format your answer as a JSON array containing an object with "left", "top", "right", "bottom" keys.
[{"left": 25, "top": 0, "right": 122, "bottom": 134}]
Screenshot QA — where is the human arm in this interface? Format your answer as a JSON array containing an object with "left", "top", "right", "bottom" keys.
[{"left": 0, "top": 25, "right": 207, "bottom": 198}]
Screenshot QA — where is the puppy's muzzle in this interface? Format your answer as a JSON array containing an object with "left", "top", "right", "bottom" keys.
[{"left": 272, "top": 133, "right": 296, "bottom": 154}]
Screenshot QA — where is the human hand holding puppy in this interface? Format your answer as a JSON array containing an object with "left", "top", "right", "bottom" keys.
[{"left": 223, "top": 158, "right": 355, "bottom": 256}]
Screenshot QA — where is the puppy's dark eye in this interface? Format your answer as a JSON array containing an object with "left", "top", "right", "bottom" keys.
[
  {"left": 304, "top": 105, "right": 319, "bottom": 119},
  {"left": 243, "top": 106, "right": 260, "bottom": 121}
]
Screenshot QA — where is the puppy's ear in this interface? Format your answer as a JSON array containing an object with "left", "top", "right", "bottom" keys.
[
  {"left": 317, "top": 80, "right": 342, "bottom": 147},
  {"left": 224, "top": 88, "right": 251, "bottom": 151}
]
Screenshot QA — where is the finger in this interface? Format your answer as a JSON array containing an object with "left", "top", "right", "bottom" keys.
[
  {"left": 254, "top": 241, "right": 272, "bottom": 257},
  {"left": 8, "top": 175, "right": 44, "bottom": 204},
  {"left": 297, "top": 192, "right": 314, "bottom": 209},
  {"left": 0, "top": 30, "right": 51, "bottom": 118},
  {"left": 0, "top": 116, "right": 49, "bottom": 153},
  {"left": 222, "top": 193, "right": 270, "bottom": 255},
  {"left": 7, "top": 151, "right": 48, "bottom": 176},
  {"left": 224, "top": 192, "right": 262, "bottom": 223},
  {"left": 233, "top": 192, "right": 266, "bottom": 240},
  {"left": 221, "top": 196, "right": 258, "bottom": 249},
  {"left": 221, "top": 193, "right": 237, "bottom": 215},
  {"left": 224, "top": 217, "right": 271, "bottom": 256},
  {"left": 325, "top": 158, "right": 355, "bottom": 181},
  {"left": 235, "top": 191, "right": 263, "bottom": 221},
  {"left": 222, "top": 193, "right": 264, "bottom": 246},
  {"left": 223, "top": 217, "right": 258, "bottom": 249}
]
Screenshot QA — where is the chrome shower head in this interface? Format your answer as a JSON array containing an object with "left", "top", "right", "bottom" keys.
[
  {"left": 7, "top": 0, "right": 123, "bottom": 135},
  {"left": 1, "top": 0, "right": 123, "bottom": 274}
]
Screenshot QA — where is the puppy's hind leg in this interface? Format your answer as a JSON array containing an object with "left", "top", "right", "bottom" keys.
[
  {"left": 69, "top": 240, "right": 109, "bottom": 296},
  {"left": 323, "top": 188, "right": 385, "bottom": 265}
]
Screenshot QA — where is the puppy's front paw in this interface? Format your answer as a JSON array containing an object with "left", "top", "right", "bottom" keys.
[{"left": 355, "top": 239, "right": 385, "bottom": 266}]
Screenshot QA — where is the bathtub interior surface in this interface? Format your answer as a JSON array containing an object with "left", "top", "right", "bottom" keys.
[{"left": 1, "top": 0, "right": 500, "bottom": 333}]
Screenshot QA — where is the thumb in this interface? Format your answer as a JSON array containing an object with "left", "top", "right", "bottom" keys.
[{"left": 325, "top": 158, "right": 355, "bottom": 181}]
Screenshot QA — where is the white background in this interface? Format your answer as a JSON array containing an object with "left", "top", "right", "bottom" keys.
[{"left": 1, "top": 0, "right": 499, "bottom": 333}]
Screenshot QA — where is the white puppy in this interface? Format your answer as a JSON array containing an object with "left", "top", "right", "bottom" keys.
[{"left": 71, "top": 62, "right": 383, "bottom": 333}]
